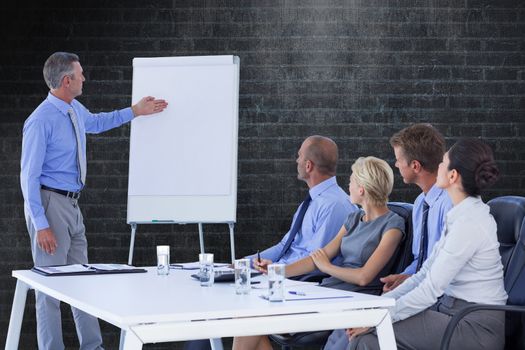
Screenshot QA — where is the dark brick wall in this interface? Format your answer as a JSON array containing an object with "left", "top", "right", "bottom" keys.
[{"left": 1, "top": 0, "right": 524, "bottom": 348}]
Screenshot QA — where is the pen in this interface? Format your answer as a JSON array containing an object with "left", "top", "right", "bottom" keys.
[
  {"left": 289, "top": 291, "right": 306, "bottom": 296},
  {"left": 257, "top": 250, "right": 261, "bottom": 264}
]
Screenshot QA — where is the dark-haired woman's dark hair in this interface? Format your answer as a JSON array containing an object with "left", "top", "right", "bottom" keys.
[{"left": 448, "top": 138, "right": 499, "bottom": 197}]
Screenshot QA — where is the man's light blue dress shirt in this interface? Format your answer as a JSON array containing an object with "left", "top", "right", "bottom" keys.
[
  {"left": 20, "top": 93, "right": 134, "bottom": 231},
  {"left": 403, "top": 184, "right": 453, "bottom": 275},
  {"left": 246, "top": 176, "right": 357, "bottom": 265}
]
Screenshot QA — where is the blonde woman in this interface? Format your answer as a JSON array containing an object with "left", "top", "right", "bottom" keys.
[{"left": 234, "top": 156, "right": 405, "bottom": 350}]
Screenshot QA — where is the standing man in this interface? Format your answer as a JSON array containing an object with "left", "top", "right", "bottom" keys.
[
  {"left": 249, "top": 135, "right": 356, "bottom": 270},
  {"left": 380, "top": 123, "right": 453, "bottom": 291},
  {"left": 20, "top": 51, "right": 168, "bottom": 349}
]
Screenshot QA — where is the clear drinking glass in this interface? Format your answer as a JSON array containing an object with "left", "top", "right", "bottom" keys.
[
  {"left": 234, "top": 258, "right": 251, "bottom": 294},
  {"left": 199, "top": 253, "right": 214, "bottom": 286},
  {"left": 267, "top": 263, "right": 285, "bottom": 301},
  {"left": 156, "top": 245, "right": 170, "bottom": 275}
]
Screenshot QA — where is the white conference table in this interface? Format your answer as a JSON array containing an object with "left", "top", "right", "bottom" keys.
[{"left": 6, "top": 268, "right": 397, "bottom": 349}]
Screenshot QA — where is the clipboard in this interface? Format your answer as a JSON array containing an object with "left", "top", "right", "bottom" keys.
[{"left": 31, "top": 264, "right": 147, "bottom": 277}]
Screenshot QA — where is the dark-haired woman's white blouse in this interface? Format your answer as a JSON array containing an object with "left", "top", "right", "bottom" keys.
[{"left": 385, "top": 196, "right": 507, "bottom": 323}]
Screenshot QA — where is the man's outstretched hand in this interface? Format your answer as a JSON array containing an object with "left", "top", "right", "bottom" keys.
[{"left": 132, "top": 96, "right": 168, "bottom": 116}]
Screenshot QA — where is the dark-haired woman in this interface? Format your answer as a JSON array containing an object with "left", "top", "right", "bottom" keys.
[{"left": 337, "top": 139, "right": 508, "bottom": 350}]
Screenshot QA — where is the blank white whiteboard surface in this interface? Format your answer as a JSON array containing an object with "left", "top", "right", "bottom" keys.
[{"left": 127, "top": 56, "right": 239, "bottom": 223}]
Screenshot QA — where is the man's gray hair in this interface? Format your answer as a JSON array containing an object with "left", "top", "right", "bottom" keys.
[{"left": 43, "top": 52, "right": 79, "bottom": 89}]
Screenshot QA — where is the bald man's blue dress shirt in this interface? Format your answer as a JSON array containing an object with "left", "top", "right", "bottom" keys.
[{"left": 246, "top": 176, "right": 357, "bottom": 265}]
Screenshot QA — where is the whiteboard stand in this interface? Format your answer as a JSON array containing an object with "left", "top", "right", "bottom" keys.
[
  {"left": 198, "top": 223, "right": 205, "bottom": 254},
  {"left": 127, "top": 223, "right": 138, "bottom": 265},
  {"left": 228, "top": 222, "right": 235, "bottom": 264},
  {"left": 127, "top": 222, "right": 236, "bottom": 265}
]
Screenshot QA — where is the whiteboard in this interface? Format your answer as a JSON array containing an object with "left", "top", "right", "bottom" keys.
[{"left": 127, "top": 56, "right": 239, "bottom": 223}]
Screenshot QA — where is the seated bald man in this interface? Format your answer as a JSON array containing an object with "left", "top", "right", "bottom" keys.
[{"left": 185, "top": 135, "right": 356, "bottom": 350}]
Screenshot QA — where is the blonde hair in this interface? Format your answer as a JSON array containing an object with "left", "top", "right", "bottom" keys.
[{"left": 351, "top": 156, "right": 394, "bottom": 206}]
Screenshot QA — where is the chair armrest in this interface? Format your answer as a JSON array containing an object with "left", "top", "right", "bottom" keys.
[{"left": 440, "top": 304, "right": 525, "bottom": 350}]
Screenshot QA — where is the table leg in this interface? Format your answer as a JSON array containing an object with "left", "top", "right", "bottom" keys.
[
  {"left": 375, "top": 310, "right": 397, "bottom": 350},
  {"left": 209, "top": 338, "right": 224, "bottom": 350},
  {"left": 122, "top": 329, "right": 143, "bottom": 350},
  {"left": 5, "top": 280, "right": 30, "bottom": 350}
]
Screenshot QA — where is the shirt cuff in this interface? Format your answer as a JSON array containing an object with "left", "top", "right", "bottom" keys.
[
  {"left": 402, "top": 262, "right": 416, "bottom": 275},
  {"left": 122, "top": 107, "right": 135, "bottom": 122},
  {"left": 244, "top": 254, "right": 255, "bottom": 268},
  {"left": 33, "top": 215, "right": 50, "bottom": 231}
]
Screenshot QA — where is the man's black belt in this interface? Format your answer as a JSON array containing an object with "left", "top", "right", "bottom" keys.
[{"left": 41, "top": 185, "right": 81, "bottom": 200}]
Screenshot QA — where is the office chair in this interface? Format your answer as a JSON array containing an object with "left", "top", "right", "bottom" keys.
[
  {"left": 269, "top": 202, "right": 413, "bottom": 350},
  {"left": 384, "top": 202, "right": 414, "bottom": 275},
  {"left": 488, "top": 196, "right": 525, "bottom": 271},
  {"left": 440, "top": 196, "right": 525, "bottom": 350}
]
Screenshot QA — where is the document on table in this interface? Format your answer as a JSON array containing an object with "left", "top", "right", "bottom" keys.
[
  {"left": 258, "top": 283, "right": 355, "bottom": 301},
  {"left": 32, "top": 264, "right": 146, "bottom": 276},
  {"left": 35, "top": 265, "right": 91, "bottom": 274},
  {"left": 88, "top": 264, "right": 142, "bottom": 271},
  {"left": 251, "top": 278, "right": 318, "bottom": 290}
]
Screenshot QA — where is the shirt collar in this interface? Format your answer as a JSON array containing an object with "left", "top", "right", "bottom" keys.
[
  {"left": 46, "top": 92, "right": 74, "bottom": 117},
  {"left": 423, "top": 183, "right": 447, "bottom": 207},
  {"left": 446, "top": 196, "right": 483, "bottom": 224},
  {"left": 309, "top": 176, "right": 338, "bottom": 200}
]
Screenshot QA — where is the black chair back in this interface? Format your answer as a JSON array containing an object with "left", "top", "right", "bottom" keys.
[
  {"left": 506, "top": 216, "right": 525, "bottom": 304},
  {"left": 386, "top": 202, "right": 414, "bottom": 274},
  {"left": 487, "top": 196, "right": 525, "bottom": 271},
  {"left": 504, "top": 216, "right": 525, "bottom": 349},
  {"left": 488, "top": 196, "right": 525, "bottom": 349}
]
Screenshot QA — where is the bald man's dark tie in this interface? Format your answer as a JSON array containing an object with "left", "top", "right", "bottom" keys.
[
  {"left": 276, "top": 193, "right": 312, "bottom": 262},
  {"left": 416, "top": 200, "right": 430, "bottom": 272}
]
